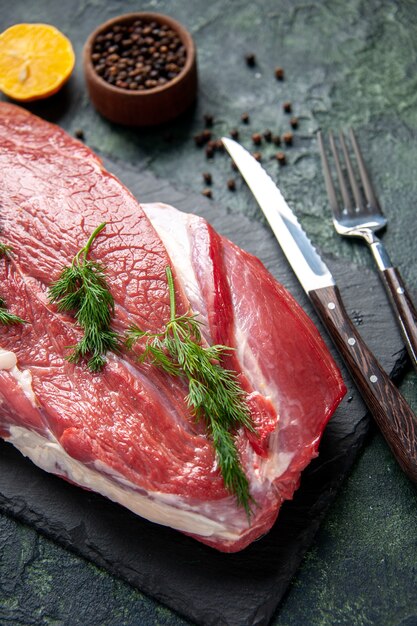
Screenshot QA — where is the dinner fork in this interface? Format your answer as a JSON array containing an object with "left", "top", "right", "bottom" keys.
[{"left": 318, "top": 129, "right": 417, "bottom": 373}]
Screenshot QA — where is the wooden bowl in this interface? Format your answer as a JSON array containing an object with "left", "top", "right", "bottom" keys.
[{"left": 83, "top": 13, "right": 198, "bottom": 126}]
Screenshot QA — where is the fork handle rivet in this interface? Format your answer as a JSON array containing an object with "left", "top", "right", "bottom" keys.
[
  {"left": 328, "top": 302, "right": 336, "bottom": 310},
  {"left": 396, "top": 287, "right": 405, "bottom": 295},
  {"left": 370, "top": 375, "right": 378, "bottom": 383},
  {"left": 348, "top": 337, "right": 356, "bottom": 346}
]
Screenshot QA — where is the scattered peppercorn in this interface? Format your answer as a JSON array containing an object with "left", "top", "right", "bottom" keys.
[
  {"left": 214, "top": 139, "right": 225, "bottom": 152},
  {"left": 202, "top": 172, "right": 212, "bottom": 185},
  {"left": 231, "top": 160, "right": 238, "bottom": 171},
  {"left": 283, "top": 101, "right": 292, "bottom": 113},
  {"left": 245, "top": 53, "right": 256, "bottom": 67},
  {"left": 230, "top": 128, "right": 239, "bottom": 139},
  {"left": 252, "top": 132, "right": 262, "bottom": 145},
  {"left": 241, "top": 112, "right": 250, "bottom": 124},
  {"left": 275, "top": 151, "right": 286, "bottom": 165},
  {"left": 202, "top": 188, "right": 212, "bottom": 198},
  {"left": 263, "top": 129, "right": 272, "bottom": 142},
  {"left": 290, "top": 116, "right": 298, "bottom": 129},
  {"left": 74, "top": 128, "right": 85, "bottom": 140},
  {"left": 204, "top": 113, "right": 214, "bottom": 127},
  {"left": 205, "top": 145, "right": 214, "bottom": 159},
  {"left": 252, "top": 151, "right": 262, "bottom": 162},
  {"left": 194, "top": 133, "right": 205, "bottom": 147},
  {"left": 194, "top": 130, "right": 212, "bottom": 147},
  {"left": 272, "top": 134, "right": 281, "bottom": 146},
  {"left": 282, "top": 131, "right": 293, "bottom": 146},
  {"left": 274, "top": 67, "right": 284, "bottom": 80},
  {"left": 91, "top": 19, "right": 187, "bottom": 91},
  {"left": 227, "top": 178, "right": 236, "bottom": 191}
]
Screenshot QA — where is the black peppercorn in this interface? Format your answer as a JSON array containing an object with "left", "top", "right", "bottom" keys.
[
  {"left": 290, "top": 116, "right": 298, "bottom": 129},
  {"left": 263, "top": 129, "right": 272, "bottom": 142},
  {"left": 227, "top": 178, "right": 236, "bottom": 191},
  {"left": 283, "top": 101, "right": 292, "bottom": 113},
  {"left": 282, "top": 131, "right": 293, "bottom": 146},
  {"left": 74, "top": 128, "right": 85, "bottom": 140},
  {"left": 272, "top": 135, "right": 281, "bottom": 146},
  {"left": 202, "top": 188, "right": 212, "bottom": 199},
  {"left": 252, "top": 133, "right": 262, "bottom": 145},
  {"left": 275, "top": 67, "right": 284, "bottom": 80},
  {"left": 202, "top": 129, "right": 212, "bottom": 142},
  {"left": 241, "top": 112, "right": 250, "bottom": 124},
  {"left": 230, "top": 128, "right": 239, "bottom": 139},
  {"left": 275, "top": 151, "right": 286, "bottom": 165},
  {"left": 203, "top": 172, "right": 212, "bottom": 185},
  {"left": 204, "top": 113, "right": 214, "bottom": 127},
  {"left": 194, "top": 133, "right": 205, "bottom": 147},
  {"left": 245, "top": 53, "right": 256, "bottom": 67},
  {"left": 214, "top": 139, "right": 224, "bottom": 152},
  {"left": 252, "top": 151, "right": 262, "bottom": 162}
]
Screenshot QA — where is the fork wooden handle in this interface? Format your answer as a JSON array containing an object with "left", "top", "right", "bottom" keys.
[
  {"left": 380, "top": 267, "right": 417, "bottom": 371},
  {"left": 309, "top": 284, "right": 417, "bottom": 483}
]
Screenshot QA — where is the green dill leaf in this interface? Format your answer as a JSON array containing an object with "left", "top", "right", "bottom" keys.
[
  {"left": 48, "top": 223, "right": 120, "bottom": 372},
  {"left": 125, "top": 325, "right": 146, "bottom": 351},
  {"left": 210, "top": 420, "right": 253, "bottom": 516},
  {"left": 0, "top": 242, "right": 12, "bottom": 257},
  {"left": 0, "top": 305, "right": 26, "bottom": 326},
  {"left": 0, "top": 243, "right": 26, "bottom": 325},
  {"left": 125, "top": 265, "right": 256, "bottom": 515}
]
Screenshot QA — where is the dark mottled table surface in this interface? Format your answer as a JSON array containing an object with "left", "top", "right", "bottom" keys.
[{"left": 0, "top": 1, "right": 416, "bottom": 625}]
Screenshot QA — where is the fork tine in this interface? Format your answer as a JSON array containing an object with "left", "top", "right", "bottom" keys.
[
  {"left": 328, "top": 130, "right": 354, "bottom": 212},
  {"left": 338, "top": 131, "right": 365, "bottom": 211},
  {"left": 317, "top": 131, "right": 341, "bottom": 218},
  {"left": 349, "top": 128, "right": 381, "bottom": 213}
]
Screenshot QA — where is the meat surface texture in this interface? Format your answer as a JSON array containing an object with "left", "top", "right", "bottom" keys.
[{"left": 0, "top": 103, "right": 346, "bottom": 552}]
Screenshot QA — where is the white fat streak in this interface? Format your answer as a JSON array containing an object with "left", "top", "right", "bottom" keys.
[
  {"left": 6, "top": 425, "right": 244, "bottom": 541},
  {"left": 262, "top": 450, "right": 294, "bottom": 482},
  {"left": 0, "top": 348, "right": 17, "bottom": 370},
  {"left": 0, "top": 348, "right": 37, "bottom": 406},
  {"left": 142, "top": 203, "right": 207, "bottom": 318}
]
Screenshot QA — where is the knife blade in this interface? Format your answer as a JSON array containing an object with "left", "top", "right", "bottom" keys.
[{"left": 222, "top": 137, "right": 417, "bottom": 484}]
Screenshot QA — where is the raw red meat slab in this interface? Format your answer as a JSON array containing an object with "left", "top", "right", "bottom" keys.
[{"left": 0, "top": 103, "right": 345, "bottom": 552}]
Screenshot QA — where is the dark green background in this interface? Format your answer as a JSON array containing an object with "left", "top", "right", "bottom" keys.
[{"left": 0, "top": 1, "right": 416, "bottom": 625}]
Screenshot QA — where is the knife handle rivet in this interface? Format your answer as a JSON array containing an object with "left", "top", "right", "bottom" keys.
[
  {"left": 370, "top": 375, "right": 378, "bottom": 383},
  {"left": 327, "top": 302, "right": 336, "bottom": 310},
  {"left": 348, "top": 337, "right": 356, "bottom": 346},
  {"left": 396, "top": 287, "right": 405, "bottom": 295}
]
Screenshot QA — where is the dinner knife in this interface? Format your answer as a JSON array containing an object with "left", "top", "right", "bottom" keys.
[{"left": 222, "top": 137, "right": 417, "bottom": 484}]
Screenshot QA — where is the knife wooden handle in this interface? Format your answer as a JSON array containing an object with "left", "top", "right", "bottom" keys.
[
  {"left": 380, "top": 267, "right": 417, "bottom": 372},
  {"left": 309, "top": 284, "right": 417, "bottom": 483}
]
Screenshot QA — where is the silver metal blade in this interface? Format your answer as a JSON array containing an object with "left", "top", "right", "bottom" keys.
[{"left": 222, "top": 137, "right": 334, "bottom": 294}]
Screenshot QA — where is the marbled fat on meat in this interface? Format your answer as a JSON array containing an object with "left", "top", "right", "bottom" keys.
[{"left": 0, "top": 103, "right": 346, "bottom": 552}]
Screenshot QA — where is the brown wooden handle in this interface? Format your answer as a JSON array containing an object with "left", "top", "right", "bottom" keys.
[
  {"left": 309, "top": 284, "right": 417, "bottom": 483},
  {"left": 380, "top": 267, "right": 417, "bottom": 371}
]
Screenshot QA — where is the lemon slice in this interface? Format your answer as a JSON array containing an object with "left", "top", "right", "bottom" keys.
[{"left": 0, "top": 23, "right": 75, "bottom": 101}]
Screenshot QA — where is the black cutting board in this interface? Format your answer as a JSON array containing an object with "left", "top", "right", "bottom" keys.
[{"left": 0, "top": 156, "right": 408, "bottom": 626}]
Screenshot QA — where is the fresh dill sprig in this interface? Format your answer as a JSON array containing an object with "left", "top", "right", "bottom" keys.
[
  {"left": 0, "top": 297, "right": 26, "bottom": 325},
  {"left": 48, "top": 223, "right": 120, "bottom": 372},
  {"left": 126, "top": 266, "right": 255, "bottom": 515},
  {"left": 0, "top": 242, "right": 12, "bottom": 256},
  {"left": 0, "top": 243, "right": 26, "bottom": 326}
]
